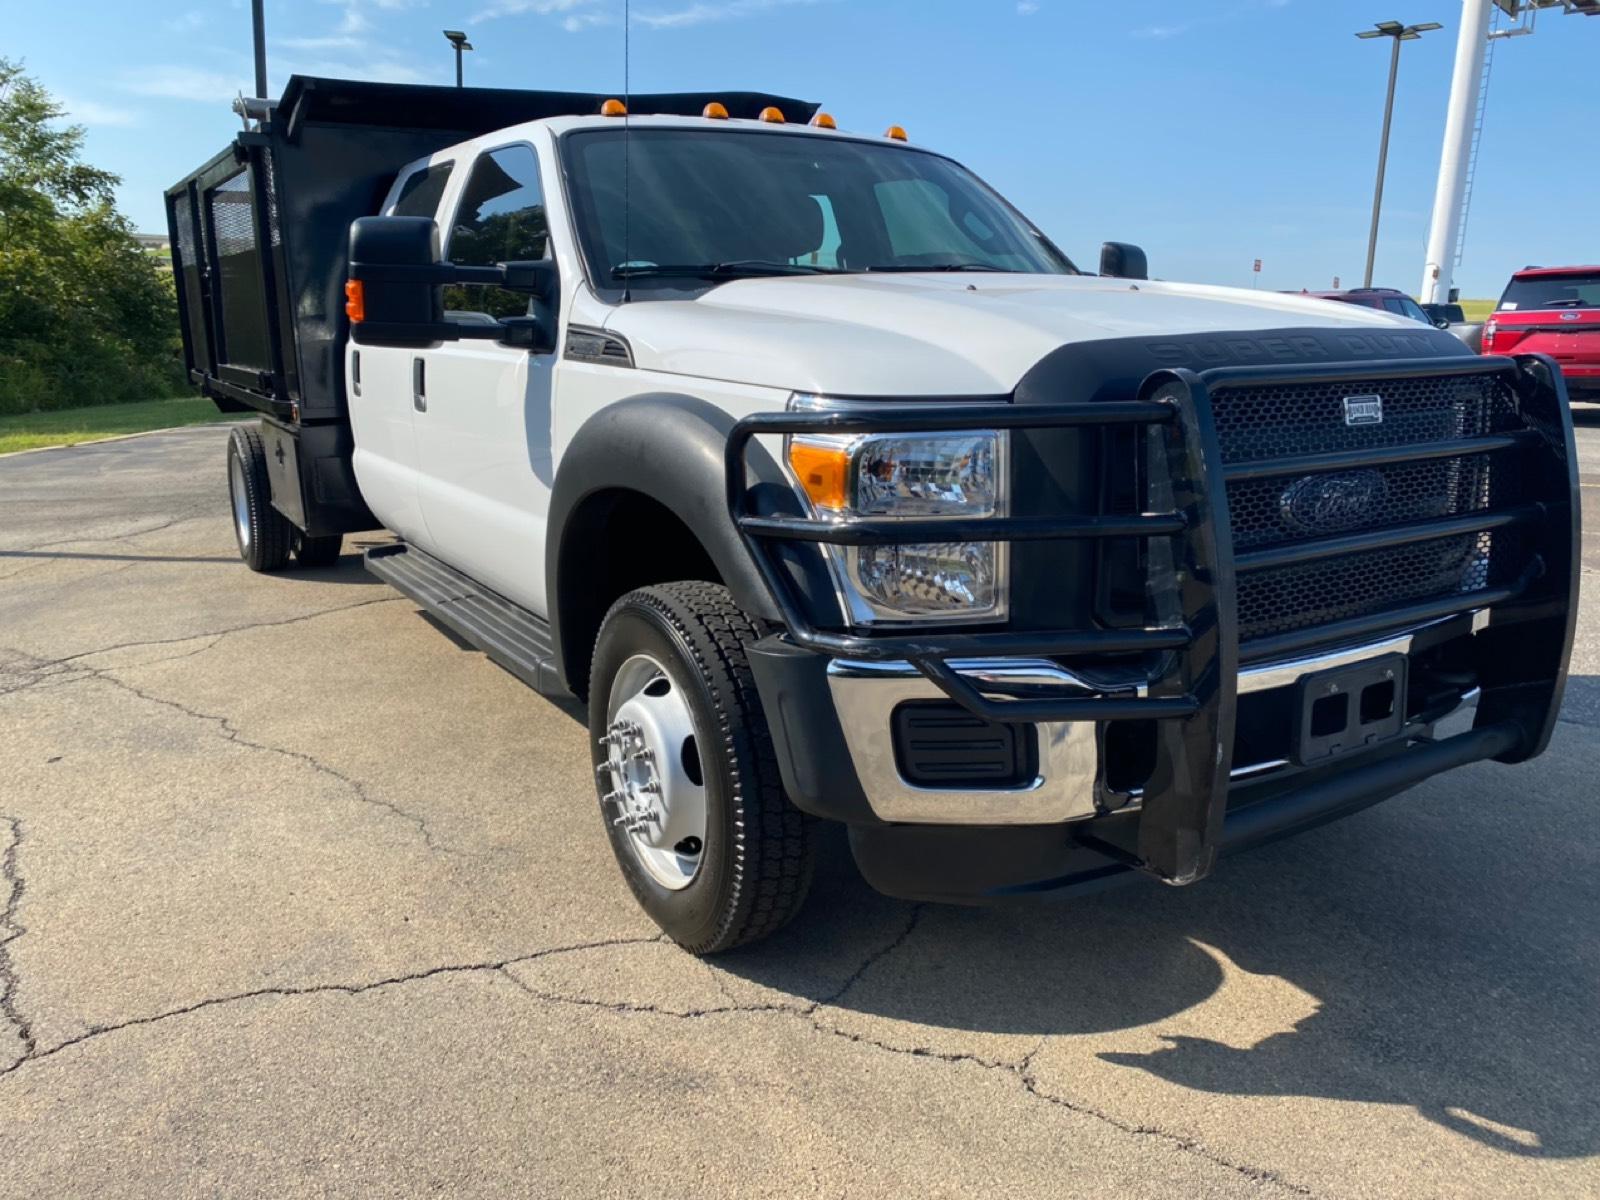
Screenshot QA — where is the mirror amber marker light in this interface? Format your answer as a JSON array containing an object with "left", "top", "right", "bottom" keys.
[{"left": 343, "top": 279, "right": 364, "bottom": 322}]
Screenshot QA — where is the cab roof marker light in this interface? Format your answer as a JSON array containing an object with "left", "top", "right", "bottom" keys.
[
  {"left": 600, "top": 98, "right": 627, "bottom": 116},
  {"left": 809, "top": 112, "right": 837, "bottom": 129},
  {"left": 885, "top": 124, "right": 908, "bottom": 141},
  {"left": 758, "top": 106, "right": 785, "bottom": 123},
  {"left": 703, "top": 101, "right": 729, "bottom": 119}
]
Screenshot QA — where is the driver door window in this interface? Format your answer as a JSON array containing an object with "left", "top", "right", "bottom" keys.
[{"left": 445, "top": 144, "right": 548, "bottom": 321}]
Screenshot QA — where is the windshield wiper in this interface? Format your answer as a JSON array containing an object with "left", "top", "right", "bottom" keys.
[
  {"left": 1539, "top": 298, "right": 1589, "bottom": 308},
  {"left": 861, "top": 263, "right": 1020, "bottom": 273},
  {"left": 610, "top": 260, "right": 843, "bottom": 280}
]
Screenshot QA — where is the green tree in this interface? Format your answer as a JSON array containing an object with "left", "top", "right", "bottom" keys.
[{"left": 0, "top": 58, "right": 183, "bottom": 414}]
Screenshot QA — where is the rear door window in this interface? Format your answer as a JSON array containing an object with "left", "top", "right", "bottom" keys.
[{"left": 390, "top": 161, "right": 454, "bottom": 220}]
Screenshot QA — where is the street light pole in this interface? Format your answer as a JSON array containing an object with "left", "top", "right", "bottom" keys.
[
  {"left": 1356, "top": 20, "right": 1441, "bottom": 288},
  {"left": 252, "top": 0, "right": 268, "bottom": 99},
  {"left": 443, "top": 30, "right": 473, "bottom": 88}
]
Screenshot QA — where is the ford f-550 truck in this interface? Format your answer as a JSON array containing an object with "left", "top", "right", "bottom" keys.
[{"left": 167, "top": 78, "right": 1579, "bottom": 953}]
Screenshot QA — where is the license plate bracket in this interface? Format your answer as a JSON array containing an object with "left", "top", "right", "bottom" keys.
[{"left": 1294, "top": 653, "right": 1408, "bottom": 767}]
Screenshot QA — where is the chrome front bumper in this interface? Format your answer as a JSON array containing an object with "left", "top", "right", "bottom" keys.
[{"left": 825, "top": 613, "right": 1490, "bottom": 826}]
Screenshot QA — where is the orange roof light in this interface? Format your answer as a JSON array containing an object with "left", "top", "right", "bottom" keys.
[
  {"left": 885, "top": 124, "right": 908, "bottom": 141},
  {"left": 788, "top": 438, "right": 851, "bottom": 512},
  {"left": 758, "top": 106, "right": 786, "bottom": 123},
  {"left": 343, "top": 279, "right": 365, "bottom": 323},
  {"left": 809, "top": 112, "right": 837, "bottom": 129},
  {"left": 703, "top": 101, "right": 729, "bottom": 119},
  {"left": 600, "top": 98, "right": 628, "bottom": 116}
]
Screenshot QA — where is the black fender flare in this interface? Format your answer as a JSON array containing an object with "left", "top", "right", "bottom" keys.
[{"left": 546, "top": 392, "right": 823, "bottom": 695}]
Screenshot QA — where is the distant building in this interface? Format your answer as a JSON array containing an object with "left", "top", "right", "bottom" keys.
[{"left": 135, "top": 232, "right": 172, "bottom": 271}]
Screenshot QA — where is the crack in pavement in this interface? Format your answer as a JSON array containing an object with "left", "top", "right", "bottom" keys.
[
  {"left": 0, "top": 894, "right": 1309, "bottom": 1194},
  {"left": 0, "top": 510, "right": 214, "bottom": 582},
  {"left": 0, "top": 935, "right": 662, "bottom": 1081},
  {"left": 4, "top": 594, "right": 406, "bottom": 677},
  {"left": 82, "top": 670, "right": 462, "bottom": 856},
  {"left": 498, "top": 906, "right": 1312, "bottom": 1196},
  {"left": 0, "top": 815, "right": 35, "bottom": 1062}
]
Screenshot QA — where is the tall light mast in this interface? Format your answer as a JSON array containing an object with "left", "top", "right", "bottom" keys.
[{"left": 1419, "top": 0, "right": 1493, "bottom": 305}]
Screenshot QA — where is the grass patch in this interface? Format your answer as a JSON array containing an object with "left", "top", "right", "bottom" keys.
[
  {"left": 1458, "top": 299, "right": 1495, "bottom": 322},
  {"left": 0, "top": 396, "right": 237, "bottom": 455}
]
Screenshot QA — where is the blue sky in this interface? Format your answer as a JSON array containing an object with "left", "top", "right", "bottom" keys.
[{"left": 10, "top": 0, "right": 1597, "bottom": 297}]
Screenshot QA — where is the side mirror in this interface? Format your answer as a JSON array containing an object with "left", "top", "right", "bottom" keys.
[
  {"left": 348, "top": 216, "right": 449, "bottom": 348},
  {"left": 1434, "top": 317, "right": 1451, "bottom": 329},
  {"left": 1099, "top": 241, "right": 1148, "bottom": 281},
  {"left": 348, "top": 218, "right": 561, "bottom": 353}
]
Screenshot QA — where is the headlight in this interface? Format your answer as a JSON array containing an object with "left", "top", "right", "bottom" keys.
[{"left": 785, "top": 415, "right": 1007, "bottom": 625}]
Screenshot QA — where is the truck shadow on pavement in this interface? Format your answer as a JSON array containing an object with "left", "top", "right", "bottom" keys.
[{"left": 715, "top": 683, "right": 1600, "bottom": 1161}]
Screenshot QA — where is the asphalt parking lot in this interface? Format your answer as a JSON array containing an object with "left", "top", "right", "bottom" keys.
[{"left": 2, "top": 414, "right": 1598, "bottom": 1198}]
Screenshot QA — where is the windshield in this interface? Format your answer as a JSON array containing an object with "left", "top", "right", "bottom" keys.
[
  {"left": 561, "top": 128, "right": 1076, "bottom": 294},
  {"left": 1498, "top": 273, "right": 1600, "bottom": 311}
]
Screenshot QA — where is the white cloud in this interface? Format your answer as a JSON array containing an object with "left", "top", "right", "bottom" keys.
[
  {"left": 1132, "top": 22, "right": 1190, "bottom": 39},
  {"left": 635, "top": 0, "right": 819, "bottom": 30},
  {"left": 277, "top": 34, "right": 365, "bottom": 50},
  {"left": 119, "top": 66, "right": 246, "bottom": 103},
  {"left": 1017, "top": 1, "right": 1039, "bottom": 14},
  {"left": 477, "top": 0, "right": 599, "bottom": 18},
  {"left": 164, "top": 10, "right": 210, "bottom": 34},
  {"left": 278, "top": 55, "right": 429, "bottom": 84},
  {"left": 55, "top": 96, "right": 140, "bottom": 127}
]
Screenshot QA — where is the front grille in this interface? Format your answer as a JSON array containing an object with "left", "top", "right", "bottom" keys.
[
  {"left": 1236, "top": 530, "right": 1518, "bottom": 641},
  {"left": 1208, "top": 368, "right": 1534, "bottom": 650},
  {"left": 1226, "top": 450, "right": 1521, "bottom": 550},
  {"left": 1211, "top": 371, "right": 1521, "bottom": 463}
]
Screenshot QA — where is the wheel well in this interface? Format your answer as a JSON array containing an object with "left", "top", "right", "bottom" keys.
[{"left": 557, "top": 488, "right": 723, "bottom": 699}]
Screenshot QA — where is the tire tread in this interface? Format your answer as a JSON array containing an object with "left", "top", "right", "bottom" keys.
[{"left": 592, "top": 581, "right": 815, "bottom": 953}]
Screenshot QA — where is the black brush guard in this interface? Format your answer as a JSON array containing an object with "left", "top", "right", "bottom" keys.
[{"left": 727, "top": 354, "right": 1580, "bottom": 887}]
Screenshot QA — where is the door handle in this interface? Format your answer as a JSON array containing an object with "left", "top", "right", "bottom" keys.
[{"left": 412, "top": 356, "right": 426, "bottom": 413}]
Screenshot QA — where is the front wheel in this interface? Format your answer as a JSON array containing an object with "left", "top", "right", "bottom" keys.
[{"left": 589, "top": 582, "right": 815, "bottom": 954}]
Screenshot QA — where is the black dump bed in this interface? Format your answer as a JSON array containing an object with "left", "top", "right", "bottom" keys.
[{"left": 166, "top": 76, "right": 817, "bottom": 426}]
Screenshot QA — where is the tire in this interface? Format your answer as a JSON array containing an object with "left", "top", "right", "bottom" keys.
[
  {"left": 589, "top": 582, "right": 815, "bottom": 954},
  {"left": 226, "top": 425, "right": 292, "bottom": 573},
  {"left": 294, "top": 533, "right": 343, "bottom": 568}
]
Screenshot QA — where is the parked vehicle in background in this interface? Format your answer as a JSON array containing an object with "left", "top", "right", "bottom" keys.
[
  {"left": 1421, "top": 301, "right": 1484, "bottom": 353},
  {"left": 1482, "top": 266, "right": 1600, "bottom": 403},
  {"left": 1305, "top": 287, "right": 1434, "bottom": 325}
]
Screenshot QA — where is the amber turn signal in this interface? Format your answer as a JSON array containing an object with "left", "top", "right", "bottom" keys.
[
  {"left": 788, "top": 439, "right": 851, "bottom": 511},
  {"left": 809, "top": 112, "right": 837, "bottom": 129},
  {"left": 600, "top": 98, "right": 628, "bottom": 116},
  {"left": 703, "top": 101, "right": 729, "bottom": 119},
  {"left": 758, "top": 106, "right": 785, "bottom": 123},
  {"left": 344, "top": 279, "right": 365, "bottom": 323},
  {"left": 885, "top": 124, "right": 908, "bottom": 141}
]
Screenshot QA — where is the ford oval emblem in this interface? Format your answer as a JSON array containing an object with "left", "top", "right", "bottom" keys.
[
  {"left": 1280, "top": 470, "right": 1387, "bottom": 535},
  {"left": 1560, "top": 312, "right": 1581, "bottom": 321}
]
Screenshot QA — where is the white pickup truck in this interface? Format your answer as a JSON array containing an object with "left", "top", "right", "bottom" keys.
[{"left": 168, "top": 77, "right": 1579, "bottom": 953}]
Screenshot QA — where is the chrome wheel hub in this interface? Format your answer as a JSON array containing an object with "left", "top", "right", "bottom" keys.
[
  {"left": 599, "top": 654, "right": 707, "bottom": 890},
  {"left": 229, "top": 454, "right": 251, "bottom": 550}
]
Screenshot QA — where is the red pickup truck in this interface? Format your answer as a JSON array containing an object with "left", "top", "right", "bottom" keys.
[{"left": 1482, "top": 266, "right": 1600, "bottom": 402}]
